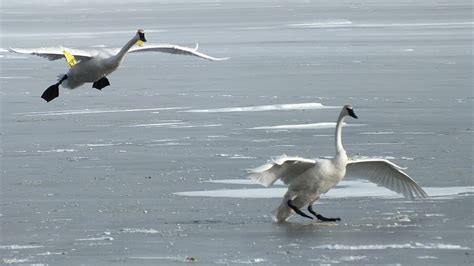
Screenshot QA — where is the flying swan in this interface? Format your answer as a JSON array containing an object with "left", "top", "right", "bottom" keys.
[
  {"left": 248, "top": 105, "right": 428, "bottom": 223},
  {"left": 9, "top": 29, "right": 229, "bottom": 102}
]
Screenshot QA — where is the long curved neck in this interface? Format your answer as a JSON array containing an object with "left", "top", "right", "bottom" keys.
[
  {"left": 114, "top": 35, "right": 139, "bottom": 63},
  {"left": 335, "top": 112, "right": 346, "bottom": 155}
]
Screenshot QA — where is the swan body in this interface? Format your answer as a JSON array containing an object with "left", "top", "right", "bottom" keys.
[
  {"left": 9, "top": 29, "right": 229, "bottom": 102},
  {"left": 248, "top": 105, "right": 428, "bottom": 223}
]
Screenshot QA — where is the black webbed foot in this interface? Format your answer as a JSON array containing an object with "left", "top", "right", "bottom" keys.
[
  {"left": 42, "top": 75, "right": 67, "bottom": 102},
  {"left": 92, "top": 77, "right": 110, "bottom": 90},
  {"left": 41, "top": 84, "right": 60, "bottom": 102}
]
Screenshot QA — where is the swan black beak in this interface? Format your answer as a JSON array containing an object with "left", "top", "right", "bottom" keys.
[
  {"left": 138, "top": 31, "right": 147, "bottom": 42},
  {"left": 348, "top": 108, "right": 358, "bottom": 119}
]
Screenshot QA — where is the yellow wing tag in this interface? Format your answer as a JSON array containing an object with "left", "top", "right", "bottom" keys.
[
  {"left": 136, "top": 40, "right": 144, "bottom": 47},
  {"left": 63, "top": 50, "right": 77, "bottom": 67}
]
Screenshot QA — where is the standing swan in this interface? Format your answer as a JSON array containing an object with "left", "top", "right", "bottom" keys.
[
  {"left": 9, "top": 29, "right": 229, "bottom": 102},
  {"left": 248, "top": 105, "right": 428, "bottom": 223}
]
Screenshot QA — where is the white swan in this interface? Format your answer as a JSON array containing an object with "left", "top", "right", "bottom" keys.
[
  {"left": 9, "top": 29, "right": 229, "bottom": 102},
  {"left": 248, "top": 105, "right": 428, "bottom": 223}
]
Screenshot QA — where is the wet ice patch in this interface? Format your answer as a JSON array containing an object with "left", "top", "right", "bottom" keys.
[
  {"left": 288, "top": 19, "right": 353, "bottom": 28},
  {"left": 0, "top": 245, "right": 44, "bottom": 250},
  {"left": 17, "top": 107, "right": 187, "bottom": 117},
  {"left": 424, "top": 214, "right": 445, "bottom": 217},
  {"left": 76, "top": 237, "right": 114, "bottom": 241},
  {"left": 216, "top": 258, "right": 266, "bottom": 264},
  {"left": 124, "top": 121, "right": 187, "bottom": 128},
  {"left": 185, "top": 102, "right": 336, "bottom": 113},
  {"left": 205, "top": 179, "right": 278, "bottom": 185},
  {"left": 214, "top": 154, "right": 256, "bottom": 159},
  {"left": 402, "top": 131, "right": 437, "bottom": 135},
  {"left": 130, "top": 256, "right": 197, "bottom": 262},
  {"left": 36, "top": 149, "right": 77, "bottom": 153},
  {"left": 252, "top": 122, "right": 336, "bottom": 130},
  {"left": 171, "top": 123, "right": 222, "bottom": 129},
  {"left": 75, "top": 143, "right": 118, "bottom": 147},
  {"left": 358, "top": 131, "right": 395, "bottom": 135},
  {"left": 174, "top": 188, "right": 287, "bottom": 199},
  {"left": 0, "top": 76, "right": 32, "bottom": 79},
  {"left": 289, "top": 21, "right": 473, "bottom": 29},
  {"left": 312, "top": 242, "right": 470, "bottom": 250},
  {"left": 251, "top": 122, "right": 364, "bottom": 130},
  {"left": 417, "top": 255, "right": 438, "bottom": 259},
  {"left": 174, "top": 180, "right": 473, "bottom": 199},
  {"left": 124, "top": 121, "right": 221, "bottom": 129},
  {"left": 1, "top": 258, "right": 30, "bottom": 264},
  {"left": 121, "top": 228, "right": 160, "bottom": 234},
  {"left": 309, "top": 255, "right": 367, "bottom": 263},
  {"left": 37, "top": 251, "right": 67, "bottom": 256}
]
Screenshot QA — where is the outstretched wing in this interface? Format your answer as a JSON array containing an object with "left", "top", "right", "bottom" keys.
[
  {"left": 346, "top": 159, "right": 428, "bottom": 200},
  {"left": 248, "top": 156, "right": 317, "bottom": 187},
  {"left": 9, "top": 47, "right": 96, "bottom": 61},
  {"left": 127, "top": 43, "right": 230, "bottom": 61}
]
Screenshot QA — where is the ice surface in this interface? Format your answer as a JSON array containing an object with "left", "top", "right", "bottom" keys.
[{"left": 1, "top": 0, "right": 472, "bottom": 265}]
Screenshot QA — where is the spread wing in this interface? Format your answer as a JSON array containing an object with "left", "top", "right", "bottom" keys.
[
  {"left": 9, "top": 47, "right": 96, "bottom": 61},
  {"left": 346, "top": 159, "right": 428, "bottom": 200},
  {"left": 127, "top": 43, "right": 230, "bottom": 61},
  {"left": 248, "top": 156, "right": 317, "bottom": 187}
]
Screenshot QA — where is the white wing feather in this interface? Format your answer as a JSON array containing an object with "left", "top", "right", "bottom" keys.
[
  {"left": 10, "top": 44, "right": 228, "bottom": 62},
  {"left": 248, "top": 156, "right": 316, "bottom": 187},
  {"left": 127, "top": 43, "right": 230, "bottom": 61},
  {"left": 9, "top": 47, "right": 96, "bottom": 61},
  {"left": 346, "top": 159, "right": 428, "bottom": 200}
]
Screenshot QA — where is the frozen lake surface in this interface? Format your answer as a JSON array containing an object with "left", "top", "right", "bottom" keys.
[{"left": 1, "top": 0, "right": 473, "bottom": 264}]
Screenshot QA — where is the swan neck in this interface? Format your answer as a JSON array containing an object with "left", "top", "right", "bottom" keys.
[
  {"left": 335, "top": 112, "right": 346, "bottom": 155},
  {"left": 115, "top": 35, "right": 139, "bottom": 62}
]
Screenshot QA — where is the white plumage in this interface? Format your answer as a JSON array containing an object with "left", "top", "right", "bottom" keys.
[
  {"left": 9, "top": 43, "right": 228, "bottom": 63},
  {"left": 248, "top": 105, "right": 428, "bottom": 223},
  {"left": 9, "top": 29, "right": 229, "bottom": 102}
]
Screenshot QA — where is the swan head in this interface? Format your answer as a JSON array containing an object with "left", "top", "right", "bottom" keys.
[
  {"left": 137, "top": 29, "right": 147, "bottom": 42},
  {"left": 343, "top": 105, "right": 358, "bottom": 119}
]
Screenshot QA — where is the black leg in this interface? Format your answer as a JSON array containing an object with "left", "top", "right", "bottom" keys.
[
  {"left": 308, "top": 205, "right": 341, "bottom": 222},
  {"left": 287, "top": 200, "right": 313, "bottom": 220},
  {"left": 92, "top": 77, "right": 110, "bottom": 90}
]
